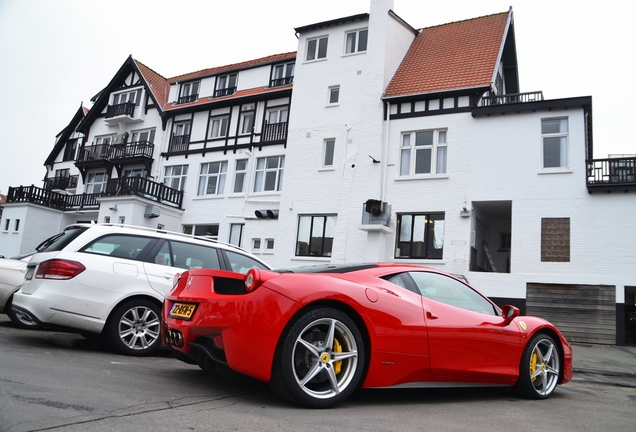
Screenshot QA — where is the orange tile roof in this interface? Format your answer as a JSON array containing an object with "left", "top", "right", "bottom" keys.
[
  {"left": 135, "top": 60, "right": 169, "bottom": 108},
  {"left": 164, "top": 84, "right": 293, "bottom": 111},
  {"left": 168, "top": 52, "right": 297, "bottom": 84},
  {"left": 385, "top": 11, "right": 510, "bottom": 98}
]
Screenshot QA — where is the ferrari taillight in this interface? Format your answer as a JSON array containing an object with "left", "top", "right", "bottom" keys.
[
  {"left": 35, "top": 259, "right": 86, "bottom": 280},
  {"left": 244, "top": 268, "right": 262, "bottom": 293}
]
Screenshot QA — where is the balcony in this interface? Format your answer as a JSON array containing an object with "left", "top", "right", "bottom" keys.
[
  {"left": 109, "top": 141, "right": 154, "bottom": 161},
  {"left": 168, "top": 134, "right": 190, "bottom": 153},
  {"left": 7, "top": 177, "right": 183, "bottom": 210},
  {"left": 214, "top": 87, "right": 237, "bottom": 98},
  {"left": 177, "top": 94, "right": 198, "bottom": 104},
  {"left": 262, "top": 121, "right": 287, "bottom": 143},
  {"left": 106, "top": 102, "right": 135, "bottom": 118},
  {"left": 269, "top": 76, "right": 294, "bottom": 87},
  {"left": 44, "top": 175, "right": 78, "bottom": 191},
  {"left": 479, "top": 91, "right": 544, "bottom": 107},
  {"left": 587, "top": 156, "right": 636, "bottom": 193}
]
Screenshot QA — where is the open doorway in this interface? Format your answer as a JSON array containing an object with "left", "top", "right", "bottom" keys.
[{"left": 469, "top": 201, "right": 511, "bottom": 273}]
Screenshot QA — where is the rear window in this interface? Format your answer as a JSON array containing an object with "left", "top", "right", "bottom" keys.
[{"left": 37, "top": 227, "right": 88, "bottom": 252}]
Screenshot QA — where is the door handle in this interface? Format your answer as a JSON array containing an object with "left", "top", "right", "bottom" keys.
[{"left": 426, "top": 311, "right": 438, "bottom": 320}]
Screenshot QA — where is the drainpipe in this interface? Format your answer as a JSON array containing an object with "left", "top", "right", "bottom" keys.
[{"left": 380, "top": 102, "right": 390, "bottom": 202}]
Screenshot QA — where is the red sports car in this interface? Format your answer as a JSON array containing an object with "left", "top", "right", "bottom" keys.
[{"left": 162, "top": 263, "right": 572, "bottom": 408}]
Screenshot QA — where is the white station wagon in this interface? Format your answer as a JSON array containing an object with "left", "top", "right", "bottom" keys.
[{"left": 12, "top": 224, "right": 271, "bottom": 356}]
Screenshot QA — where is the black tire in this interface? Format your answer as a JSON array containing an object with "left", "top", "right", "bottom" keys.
[
  {"left": 107, "top": 299, "right": 162, "bottom": 356},
  {"left": 270, "top": 307, "right": 365, "bottom": 408},
  {"left": 7, "top": 297, "right": 43, "bottom": 330},
  {"left": 514, "top": 333, "right": 561, "bottom": 399}
]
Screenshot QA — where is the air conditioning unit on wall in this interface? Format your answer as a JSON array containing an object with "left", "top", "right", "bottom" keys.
[{"left": 144, "top": 205, "right": 160, "bottom": 218}]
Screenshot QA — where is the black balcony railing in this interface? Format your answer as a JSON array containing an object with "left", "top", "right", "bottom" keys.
[
  {"left": 7, "top": 185, "right": 100, "bottom": 210},
  {"left": 269, "top": 76, "right": 294, "bottom": 87},
  {"left": 7, "top": 177, "right": 183, "bottom": 210},
  {"left": 169, "top": 135, "right": 190, "bottom": 152},
  {"left": 177, "top": 94, "right": 198, "bottom": 104},
  {"left": 106, "top": 102, "right": 135, "bottom": 118},
  {"left": 587, "top": 156, "right": 636, "bottom": 192},
  {"left": 77, "top": 142, "right": 154, "bottom": 162},
  {"left": 214, "top": 87, "right": 237, "bottom": 98},
  {"left": 44, "top": 175, "right": 78, "bottom": 191},
  {"left": 109, "top": 141, "right": 154, "bottom": 160},
  {"left": 262, "top": 121, "right": 287, "bottom": 142},
  {"left": 480, "top": 91, "right": 544, "bottom": 107}
]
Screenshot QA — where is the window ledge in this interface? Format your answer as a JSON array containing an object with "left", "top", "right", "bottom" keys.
[
  {"left": 325, "top": 103, "right": 339, "bottom": 108},
  {"left": 359, "top": 224, "right": 393, "bottom": 234},
  {"left": 192, "top": 195, "right": 225, "bottom": 201},
  {"left": 538, "top": 168, "right": 572, "bottom": 175},
  {"left": 318, "top": 167, "right": 335, "bottom": 172},
  {"left": 342, "top": 51, "right": 367, "bottom": 58},
  {"left": 302, "top": 58, "right": 328, "bottom": 65},
  {"left": 395, "top": 174, "right": 449, "bottom": 182}
]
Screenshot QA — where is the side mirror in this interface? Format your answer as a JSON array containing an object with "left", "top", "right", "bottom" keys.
[{"left": 501, "top": 304, "right": 519, "bottom": 323}]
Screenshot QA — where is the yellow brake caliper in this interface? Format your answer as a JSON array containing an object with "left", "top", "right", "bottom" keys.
[
  {"left": 333, "top": 338, "right": 342, "bottom": 374},
  {"left": 530, "top": 351, "right": 538, "bottom": 382}
]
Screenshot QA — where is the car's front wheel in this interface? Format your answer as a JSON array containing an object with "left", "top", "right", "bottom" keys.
[
  {"left": 107, "top": 299, "right": 161, "bottom": 356},
  {"left": 514, "top": 333, "right": 561, "bottom": 399},
  {"left": 270, "top": 307, "right": 365, "bottom": 408}
]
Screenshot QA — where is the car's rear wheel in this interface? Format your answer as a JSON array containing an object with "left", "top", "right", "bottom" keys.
[
  {"left": 270, "top": 307, "right": 365, "bottom": 408},
  {"left": 514, "top": 333, "right": 560, "bottom": 399},
  {"left": 107, "top": 299, "right": 161, "bottom": 356}
]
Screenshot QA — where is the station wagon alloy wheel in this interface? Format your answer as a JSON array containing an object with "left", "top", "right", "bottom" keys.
[{"left": 108, "top": 299, "right": 161, "bottom": 356}]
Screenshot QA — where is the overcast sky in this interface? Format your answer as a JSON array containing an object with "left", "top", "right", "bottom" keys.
[{"left": 0, "top": 0, "right": 634, "bottom": 194}]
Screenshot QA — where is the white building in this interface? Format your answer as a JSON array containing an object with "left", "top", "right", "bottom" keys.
[{"left": 1, "top": 0, "right": 634, "bottom": 345}]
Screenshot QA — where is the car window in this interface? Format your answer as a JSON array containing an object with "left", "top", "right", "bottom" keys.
[
  {"left": 37, "top": 227, "right": 88, "bottom": 252},
  {"left": 169, "top": 241, "right": 221, "bottom": 270},
  {"left": 80, "top": 234, "right": 155, "bottom": 260},
  {"left": 408, "top": 271, "right": 497, "bottom": 315},
  {"left": 383, "top": 273, "right": 419, "bottom": 294},
  {"left": 224, "top": 250, "right": 269, "bottom": 274},
  {"left": 151, "top": 241, "right": 173, "bottom": 267}
]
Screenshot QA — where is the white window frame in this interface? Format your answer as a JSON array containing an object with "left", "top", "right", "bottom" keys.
[
  {"left": 264, "top": 238, "right": 275, "bottom": 253},
  {"left": 179, "top": 81, "right": 199, "bottom": 102},
  {"left": 85, "top": 171, "right": 108, "bottom": 194},
  {"left": 306, "top": 36, "right": 328, "bottom": 61},
  {"left": 323, "top": 139, "right": 335, "bottom": 167},
  {"left": 229, "top": 223, "right": 244, "bottom": 247},
  {"left": 164, "top": 164, "right": 188, "bottom": 191},
  {"left": 345, "top": 28, "right": 368, "bottom": 54},
  {"left": 253, "top": 156, "right": 284, "bottom": 193},
  {"left": 233, "top": 159, "right": 248, "bottom": 193},
  {"left": 328, "top": 86, "right": 340, "bottom": 105},
  {"left": 112, "top": 88, "right": 142, "bottom": 106},
  {"left": 267, "top": 107, "right": 289, "bottom": 124},
  {"left": 399, "top": 129, "right": 448, "bottom": 177},
  {"left": 183, "top": 224, "right": 219, "bottom": 240},
  {"left": 252, "top": 238, "right": 262, "bottom": 252},
  {"left": 209, "top": 116, "right": 229, "bottom": 138},
  {"left": 197, "top": 161, "right": 228, "bottom": 196},
  {"left": 541, "top": 117, "right": 569, "bottom": 170}
]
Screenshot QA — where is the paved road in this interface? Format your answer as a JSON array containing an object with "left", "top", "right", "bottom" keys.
[{"left": 0, "top": 315, "right": 634, "bottom": 432}]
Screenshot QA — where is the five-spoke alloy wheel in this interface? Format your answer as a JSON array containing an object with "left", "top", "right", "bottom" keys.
[
  {"left": 514, "top": 333, "right": 561, "bottom": 398},
  {"left": 108, "top": 299, "right": 161, "bottom": 356},
  {"left": 271, "top": 307, "right": 365, "bottom": 408}
]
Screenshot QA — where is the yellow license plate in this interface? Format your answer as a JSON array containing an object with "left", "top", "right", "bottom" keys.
[{"left": 169, "top": 303, "right": 197, "bottom": 320}]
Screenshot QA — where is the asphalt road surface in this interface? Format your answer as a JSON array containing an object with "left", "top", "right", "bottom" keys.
[{"left": 0, "top": 314, "right": 634, "bottom": 432}]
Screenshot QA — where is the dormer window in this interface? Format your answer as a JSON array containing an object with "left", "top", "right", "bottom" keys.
[
  {"left": 107, "top": 89, "right": 141, "bottom": 118},
  {"left": 345, "top": 29, "right": 368, "bottom": 54},
  {"left": 178, "top": 81, "right": 199, "bottom": 104},
  {"left": 215, "top": 74, "right": 237, "bottom": 97},
  {"left": 270, "top": 63, "right": 295, "bottom": 87}
]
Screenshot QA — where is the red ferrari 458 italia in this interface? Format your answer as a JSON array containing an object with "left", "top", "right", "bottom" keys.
[{"left": 162, "top": 263, "right": 572, "bottom": 408}]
